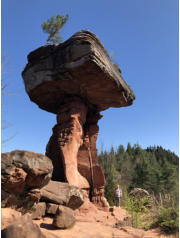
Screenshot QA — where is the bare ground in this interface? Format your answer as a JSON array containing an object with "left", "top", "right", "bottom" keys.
[{"left": 33, "top": 200, "right": 177, "bottom": 238}]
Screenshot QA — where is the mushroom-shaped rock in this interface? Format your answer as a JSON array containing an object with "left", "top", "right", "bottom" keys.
[{"left": 22, "top": 30, "right": 135, "bottom": 209}]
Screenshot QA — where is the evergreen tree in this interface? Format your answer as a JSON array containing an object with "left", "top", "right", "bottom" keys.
[
  {"left": 104, "top": 165, "right": 117, "bottom": 206},
  {"left": 42, "top": 14, "right": 69, "bottom": 44},
  {"left": 127, "top": 142, "right": 133, "bottom": 154}
]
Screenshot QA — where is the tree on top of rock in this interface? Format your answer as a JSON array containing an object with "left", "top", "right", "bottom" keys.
[{"left": 42, "top": 14, "right": 69, "bottom": 45}]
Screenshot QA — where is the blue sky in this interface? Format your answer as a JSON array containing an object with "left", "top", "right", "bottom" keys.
[{"left": 2, "top": 0, "right": 179, "bottom": 155}]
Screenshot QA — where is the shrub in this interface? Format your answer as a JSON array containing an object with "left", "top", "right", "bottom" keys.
[
  {"left": 121, "top": 191, "right": 150, "bottom": 228},
  {"left": 155, "top": 206, "right": 179, "bottom": 234}
]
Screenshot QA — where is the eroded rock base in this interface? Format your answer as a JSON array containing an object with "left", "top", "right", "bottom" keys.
[{"left": 46, "top": 97, "right": 108, "bottom": 209}]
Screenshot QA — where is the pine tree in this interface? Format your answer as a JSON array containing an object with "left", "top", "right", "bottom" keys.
[{"left": 42, "top": 14, "right": 69, "bottom": 44}]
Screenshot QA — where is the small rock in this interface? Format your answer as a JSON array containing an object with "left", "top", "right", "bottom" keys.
[
  {"left": 52, "top": 205, "right": 75, "bottom": 229},
  {"left": 109, "top": 207, "right": 114, "bottom": 212}
]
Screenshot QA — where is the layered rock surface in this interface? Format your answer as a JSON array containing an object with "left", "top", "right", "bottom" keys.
[
  {"left": 22, "top": 30, "right": 135, "bottom": 208},
  {"left": 22, "top": 30, "right": 135, "bottom": 113}
]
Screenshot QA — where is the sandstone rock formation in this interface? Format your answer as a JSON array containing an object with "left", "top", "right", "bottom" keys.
[
  {"left": 22, "top": 30, "right": 135, "bottom": 208},
  {"left": 1, "top": 150, "right": 53, "bottom": 211}
]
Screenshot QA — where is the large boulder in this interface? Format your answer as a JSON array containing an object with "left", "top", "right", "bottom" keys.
[
  {"left": 1, "top": 214, "right": 46, "bottom": 238},
  {"left": 2, "top": 150, "right": 53, "bottom": 190},
  {"left": 40, "top": 180, "right": 84, "bottom": 210},
  {"left": 1, "top": 150, "right": 53, "bottom": 210},
  {"left": 22, "top": 30, "right": 135, "bottom": 114},
  {"left": 52, "top": 205, "right": 75, "bottom": 229}
]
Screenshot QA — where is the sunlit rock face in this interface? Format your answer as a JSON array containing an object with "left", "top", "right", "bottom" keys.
[{"left": 22, "top": 30, "right": 135, "bottom": 209}]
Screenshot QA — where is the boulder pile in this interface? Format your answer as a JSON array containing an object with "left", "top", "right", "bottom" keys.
[
  {"left": 1, "top": 150, "right": 84, "bottom": 235},
  {"left": 30, "top": 180, "right": 85, "bottom": 222},
  {"left": 2, "top": 150, "right": 53, "bottom": 211}
]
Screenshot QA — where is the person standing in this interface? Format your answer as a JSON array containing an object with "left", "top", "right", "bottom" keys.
[{"left": 114, "top": 185, "right": 122, "bottom": 208}]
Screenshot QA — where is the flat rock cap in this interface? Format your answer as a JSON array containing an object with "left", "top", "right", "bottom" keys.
[{"left": 22, "top": 30, "right": 135, "bottom": 113}]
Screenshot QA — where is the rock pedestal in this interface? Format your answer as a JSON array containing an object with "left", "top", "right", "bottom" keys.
[{"left": 46, "top": 97, "right": 106, "bottom": 206}]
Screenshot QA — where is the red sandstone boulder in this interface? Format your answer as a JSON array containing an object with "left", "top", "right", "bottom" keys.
[{"left": 2, "top": 150, "right": 53, "bottom": 190}]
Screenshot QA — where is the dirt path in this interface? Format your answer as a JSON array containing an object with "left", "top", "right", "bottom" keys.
[{"left": 34, "top": 206, "right": 177, "bottom": 238}]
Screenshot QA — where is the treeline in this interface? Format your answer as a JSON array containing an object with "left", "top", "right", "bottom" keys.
[{"left": 98, "top": 143, "right": 179, "bottom": 205}]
